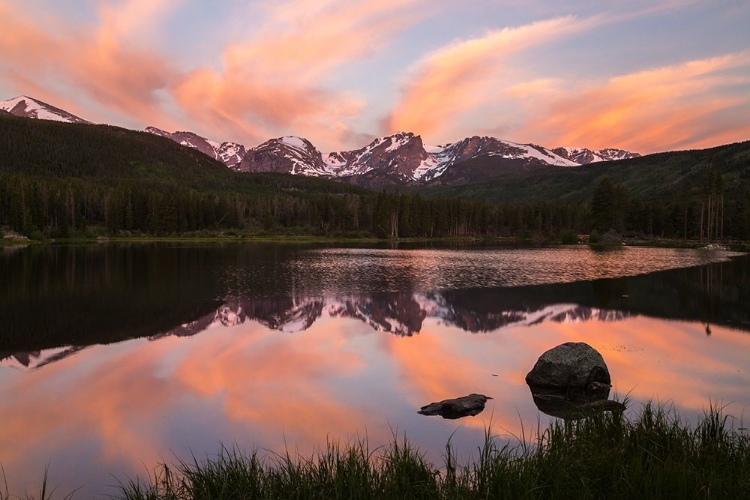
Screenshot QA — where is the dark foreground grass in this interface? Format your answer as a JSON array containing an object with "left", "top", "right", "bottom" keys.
[{"left": 114, "top": 402, "right": 749, "bottom": 500}]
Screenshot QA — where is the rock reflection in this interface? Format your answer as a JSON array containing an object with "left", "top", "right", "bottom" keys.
[{"left": 529, "top": 392, "right": 625, "bottom": 420}]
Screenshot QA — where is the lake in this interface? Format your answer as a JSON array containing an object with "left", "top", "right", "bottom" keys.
[{"left": 1, "top": 243, "right": 749, "bottom": 498}]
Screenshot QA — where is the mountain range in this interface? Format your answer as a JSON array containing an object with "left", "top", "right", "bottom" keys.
[{"left": 1, "top": 95, "right": 640, "bottom": 189}]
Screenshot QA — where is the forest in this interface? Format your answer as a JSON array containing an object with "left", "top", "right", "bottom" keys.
[{"left": 1, "top": 113, "right": 749, "bottom": 241}]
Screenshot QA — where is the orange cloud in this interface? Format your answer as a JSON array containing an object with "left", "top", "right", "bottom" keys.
[
  {"left": 2, "top": 0, "right": 426, "bottom": 148},
  {"left": 172, "top": 324, "right": 370, "bottom": 444},
  {"left": 386, "top": 16, "right": 600, "bottom": 139},
  {"left": 224, "top": 0, "right": 421, "bottom": 82},
  {"left": 0, "top": 1, "right": 182, "bottom": 128},
  {"left": 516, "top": 52, "right": 750, "bottom": 152},
  {"left": 172, "top": 69, "right": 364, "bottom": 147},
  {"left": 0, "top": 340, "right": 178, "bottom": 471},
  {"left": 172, "top": 0, "right": 427, "bottom": 149}
]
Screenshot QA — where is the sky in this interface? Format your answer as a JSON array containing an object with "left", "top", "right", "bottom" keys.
[{"left": 1, "top": 0, "right": 749, "bottom": 153}]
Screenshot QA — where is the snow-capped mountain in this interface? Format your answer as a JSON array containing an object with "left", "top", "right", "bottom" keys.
[
  {"left": 238, "top": 136, "right": 332, "bottom": 176},
  {"left": 323, "top": 132, "right": 435, "bottom": 180},
  {"left": 3, "top": 94, "right": 642, "bottom": 184},
  {"left": 145, "top": 127, "right": 246, "bottom": 168},
  {"left": 552, "top": 147, "right": 641, "bottom": 164},
  {"left": 0, "top": 96, "right": 91, "bottom": 124},
  {"left": 238, "top": 132, "right": 579, "bottom": 187},
  {"left": 217, "top": 142, "right": 247, "bottom": 169}
]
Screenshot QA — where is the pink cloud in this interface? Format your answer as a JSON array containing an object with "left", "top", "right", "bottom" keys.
[
  {"left": 1, "top": 0, "right": 425, "bottom": 148},
  {"left": 0, "top": 1, "right": 182, "bottom": 127},
  {"left": 172, "top": 0, "right": 426, "bottom": 149},
  {"left": 517, "top": 52, "right": 750, "bottom": 152},
  {"left": 385, "top": 16, "right": 600, "bottom": 140}
]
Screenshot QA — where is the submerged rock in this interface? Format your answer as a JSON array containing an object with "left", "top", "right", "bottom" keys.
[
  {"left": 525, "top": 342, "right": 611, "bottom": 397},
  {"left": 418, "top": 394, "right": 492, "bottom": 420}
]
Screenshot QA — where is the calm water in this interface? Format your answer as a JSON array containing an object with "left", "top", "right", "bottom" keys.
[{"left": 1, "top": 244, "right": 749, "bottom": 497}]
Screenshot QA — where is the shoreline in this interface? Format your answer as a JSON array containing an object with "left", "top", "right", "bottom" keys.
[{"left": 3, "top": 234, "right": 748, "bottom": 251}]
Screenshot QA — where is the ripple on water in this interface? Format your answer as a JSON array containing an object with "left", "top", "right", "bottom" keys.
[{"left": 272, "top": 246, "right": 740, "bottom": 295}]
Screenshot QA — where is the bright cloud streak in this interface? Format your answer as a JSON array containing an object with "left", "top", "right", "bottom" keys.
[
  {"left": 386, "top": 16, "right": 602, "bottom": 138},
  {"left": 518, "top": 52, "right": 750, "bottom": 152},
  {"left": 0, "top": 1, "right": 182, "bottom": 127}
]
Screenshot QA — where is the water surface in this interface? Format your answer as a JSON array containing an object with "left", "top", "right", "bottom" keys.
[{"left": 1, "top": 244, "right": 748, "bottom": 497}]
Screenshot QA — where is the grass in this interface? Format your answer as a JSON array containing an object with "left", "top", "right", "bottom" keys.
[
  {"left": 1, "top": 466, "right": 76, "bottom": 500},
  {"left": 3, "top": 402, "right": 747, "bottom": 499},
  {"left": 111, "top": 401, "right": 749, "bottom": 500}
]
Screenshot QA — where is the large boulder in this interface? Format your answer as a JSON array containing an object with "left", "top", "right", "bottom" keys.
[
  {"left": 418, "top": 394, "right": 492, "bottom": 420},
  {"left": 525, "top": 342, "right": 611, "bottom": 396}
]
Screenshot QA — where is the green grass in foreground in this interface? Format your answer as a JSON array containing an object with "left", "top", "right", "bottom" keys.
[{"left": 112, "top": 402, "right": 749, "bottom": 500}]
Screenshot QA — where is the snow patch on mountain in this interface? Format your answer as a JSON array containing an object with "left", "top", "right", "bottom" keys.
[
  {"left": 553, "top": 146, "right": 641, "bottom": 164},
  {"left": 1, "top": 96, "right": 91, "bottom": 124},
  {"left": 145, "top": 127, "right": 247, "bottom": 168},
  {"left": 279, "top": 136, "right": 309, "bottom": 151},
  {"left": 217, "top": 142, "right": 247, "bottom": 169}
]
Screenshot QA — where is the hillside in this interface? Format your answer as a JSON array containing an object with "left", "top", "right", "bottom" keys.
[
  {"left": 0, "top": 113, "right": 367, "bottom": 196},
  {"left": 0, "top": 113, "right": 492, "bottom": 239},
  {"left": 2, "top": 112, "right": 748, "bottom": 241},
  {"left": 422, "top": 141, "right": 750, "bottom": 203},
  {"left": 0, "top": 114, "right": 385, "bottom": 238}
]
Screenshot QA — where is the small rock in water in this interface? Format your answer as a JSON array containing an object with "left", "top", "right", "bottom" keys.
[{"left": 418, "top": 394, "right": 492, "bottom": 420}]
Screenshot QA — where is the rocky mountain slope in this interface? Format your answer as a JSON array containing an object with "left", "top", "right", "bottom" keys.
[
  {"left": 237, "top": 132, "right": 581, "bottom": 188},
  {"left": 239, "top": 136, "right": 331, "bottom": 175},
  {"left": 145, "top": 127, "right": 246, "bottom": 169},
  {"left": 0, "top": 96, "right": 91, "bottom": 124},
  {"left": 553, "top": 147, "right": 641, "bottom": 164}
]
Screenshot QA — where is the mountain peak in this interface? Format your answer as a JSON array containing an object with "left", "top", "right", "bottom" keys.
[
  {"left": 144, "top": 126, "right": 246, "bottom": 168},
  {"left": 239, "top": 135, "right": 331, "bottom": 176},
  {"left": 276, "top": 136, "right": 316, "bottom": 151},
  {"left": 0, "top": 95, "right": 91, "bottom": 124},
  {"left": 553, "top": 146, "right": 641, "bottom": 164}
]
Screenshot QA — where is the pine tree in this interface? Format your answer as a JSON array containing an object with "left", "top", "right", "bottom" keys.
[{"left": 591, "top": 177, "right": 615, "bottom": 232}]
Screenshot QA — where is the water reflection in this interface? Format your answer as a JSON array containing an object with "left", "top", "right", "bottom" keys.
[
  {"left": 0, "top": 244, "right": 748, "bottom": 498},
  {"left": 3, "top": 249, "right": 748, "bottom": 370}
]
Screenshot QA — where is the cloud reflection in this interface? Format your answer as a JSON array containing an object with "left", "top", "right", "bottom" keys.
[{"left": 0, "top": 306, "right": 749, "bottom": 497}]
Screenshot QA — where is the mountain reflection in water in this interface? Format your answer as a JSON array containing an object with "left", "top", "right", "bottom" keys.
[{"left": 1, "top": 244, "right": 747, "bottom": 370}]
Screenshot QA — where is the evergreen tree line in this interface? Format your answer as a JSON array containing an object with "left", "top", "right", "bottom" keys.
[
  {"left": 3, "top": 170, "right": 749, "bottom": 240},
  {"left": 0, "top": 172, "right": 592, "bottom": 239},
  {"left": 590, "top": 166, "right": 750, "bottom": 241},
  {"left": 1, "top": 113, "right": 748, "bottom": 241}
]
